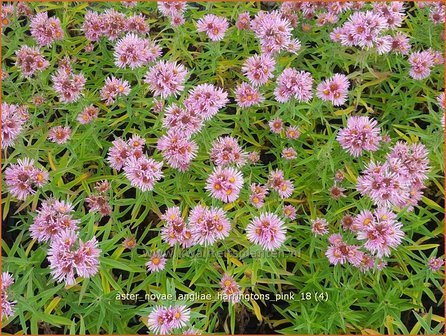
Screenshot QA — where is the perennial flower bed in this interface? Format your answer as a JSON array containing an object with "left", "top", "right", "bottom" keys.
[{"left": 1, "top": 1, "right": 445, "bottom": 335}]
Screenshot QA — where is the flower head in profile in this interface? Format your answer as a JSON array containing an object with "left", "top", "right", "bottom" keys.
[
  {"left": 246, "top": 212, "right": 286, "bottom": 250},
  {"left": 1, "top": 272, "right": 15, "bottom": 320},
  {"left": 1, "top": 103, "right": 28, "bottom": 148}
]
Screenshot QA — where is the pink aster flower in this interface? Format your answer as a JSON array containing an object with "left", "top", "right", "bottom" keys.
[
  {"left": 82, "top": 11, "right": 106, "bottom": 41},
  {"left": 247, "top": 151, "right": 260, "bottom": 163},
  {"left": 189, "top": 205, "right": 231, "bottom": 246},
  {"left": 317, "top": 74, "right": 350, "bottom": 106},
  {"left": 102, "top": 9, "right": 127, "bottom": 41},
  {"left": 100, "top": 76, "right": 131, "bottom": 105},
  {"left": 246, "top": 212, "right": 287, "bottom": 250},
  {"left": 144, "top": 60, "right": 188, "bottom": 98},
  {"left": 196, "top": 14, "right": 229, "bottom": 41},
  {"left": 251, "top": 11, "right": 294, "bottom": 54},
  {"left": 329, "top": 185, "right": 346, "bottom": 199},
  {"left": 184, "top": 84, "right": 228, "bottom": 120},
  {"left": 15, "top": 45, "right": 49, "bottom": 77},
  {"left": 249, "top": 183, "right": 269, "bottom": 208},
  {"left": 158, "top": 1, "right": 187, "bottom": 26},
  {"left": 337, "top": 116, "right": 381, "bottom": 156},
  {"left": 48, "top": 231, "right": 100, "bottom": 285},
  {"left": 311, "top": 217, "right": 329, "bottom": 236},
  {"left": 429, "top": 4, "right": 445, "bottom": 24},
  {"left": 325, "top": 238, "right": 358, "bottom": 265},
  {"left": 123, "top": 155, "right": 163, "bottom": 192},
  {"left": 1, "top": 272, "right": 15, "bottom": 320},
  {"left": 428, "top": 257, "right": 444, "bottom": 271},
  {"left": 220, "top": 274, "right": 241, "bottom": 303},
  {"left": 356, "top": 208, "right": 404, "bottom": 258},
  {"left": 122, "top": 236, "right": 137, "bottom": 249},
  {"left": 148, "top": 305, "right": 191, "bottom": 335},
  {"left": 5, "top": 158, "right": 49, "bottom": 200},
  {"left": 160, "top": 207, "right": 188, "bottom": 247},
  {"left": 1, "top": 103, "right": 29, "bottom": 148},
  {"left": 162, "top": 104, "right": 203, "bottom": 136},
  {"left": 268, "top": 118, "right": 283, "bottom": 134},
  {"left": 114, "top": 33, "right": 161, "bottom": 69},
  {"left": 285, "top": 126, "right": 300, "bottom": 139},
  {"left": 30, "top": 12, "right": 64, "bottom": 47},
  {"left": 48, "top": 126, "right": 72, "bottom": 144},
  {"left": 408, "top": 50, "right": 435, "bottom": 80},
  {"left": 30, "top": 198, "right": 80, "bottom": 243},
  {"left": 236, "top": 12, "right": 251, "bottom": 30},
  {"left": 274, "top": 68, "right": 313, "bottom": 103},
  {"left": 210, "top": 136, "right": 246, "bottom": 167},
  {"left": 77, "top": 105, "right": 99, "bottom": 124},
  {"left": 157, "top": 130, "right": 198, "bottom": 172},
  {"left": 242, "top": 54, "right": 276, "bottom": 86},
  {"left": 391, "top": 32, "right": 411, "bottom": 55},
  {"left": 341, "top": 214, "right": 356, "bottom": 231},
  {"left": 235, "top": 82, "right": 264, "bottom": 108},
  {"left": 52, "top": 68, "right": 86, "bottom": 103},
  {"left": 282, "top": 205, "right": 297, "bottom": 220},
  {"left": 126, "top": 14, "right": 149, "bottom": 33},
  {"left": 146, "top": 251, "right": 167, "bottom": 273},
  {"left": 205, "top": 166, "right": 244, "bottom": 203},
  {"left": 282, "top": 147, "right": 297, "bottom": 160},
  {"left": 275, "top": 179, "right": 294, "bottom": 199},
  {"left": 85, "top": 194, "right": 112, "bottom": 217}
]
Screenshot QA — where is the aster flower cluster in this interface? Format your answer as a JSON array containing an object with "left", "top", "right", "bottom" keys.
[
  {"left": 354, "top": 208, "right": 404, "bottom": 258},
  {"left": 30, "top": 198, "right": 80, "bottom": 243},
  {"left": 30, "top": 12, "right": 64, "bottom": 46},
  {"left": 267, "top": 169, "right": 294, "bottom": 199},
  {"left": 51, "top": 67, "right": 86, "bottom": 103},
  {"left": 158, "top": 2, "right": 187, "bottom": 26},
  {"left": 220, "top": 274, "right": 241, "bottom": 303},
  {"left": 107, "top": 135, "right": 163, "bottom": 192},
  {"left": 161, "top": 205, "right": 231, "bottom": 247},
  {"left": 1, "top": 272, "right": 15, "bottom": 320},
  {"left": 249, "top": 183, "right": 269, "bottom": 208},
  {"left": 77, "top": 105, "right": 99, "bottom": 124},
  {"left": 144, "top": 60, "right": 188, "bottom": 98},
  {"left": 1, "top": 2, "right": 33, "bottom": 28},
  {"left": 5, "top": 158, "right": 49, "bottom": 200},
  {"left": 205, "top": 166, "right": 244, "bottom": 203},
  {"left": 48, "top": 230, "right": 101, "bottom": 285},
  {"left": 408, "top": 49, "right": 444, "bottom": 80},
  {"left": 325, "top": 233, "right": 375, "bottom": 272},
  {"left": 148, "top": 304, "right": 190, "bottom": 335},
  {"left": 85, "top": 180, "right": 112, "bottom": 217},
  {"left": 15, "top": 45, "right": 49, "bottom": 77},
  {"left": 337, "top": 116, "right": 382, "bottom": 157},
  {"left": 196, "top": 14, "right": 229, "bottom": 41},
  {"left": 357, "top": 141, "right": 429, "bottom": 210},
  {"left": 268, "top": 118, "right": 300, "bottom": 140},
  {"left": 210, "top": 136, "right": 247, "bottom": 167},
  {"left": 100, "top": 76, "right": 131, "bottom": 105},
  {"left": 1, "top": 102, "right": 29, "bottom": 148},
  {"left": 250, "top": 11, "right": 299, "bottom": 55},
  {"left": 316, "top": 73, "right": 350, "bottom": 106},
  {"left": 418, "top": 2, "right": 445, "bottom": 25},
  {"left": 114, "top": 33, "right": 161, "bottom": 69},
  {"left": 330, "top": 4, "right": 406, "bottom": 55},
  {"left": 83, "top": 9, "right": 148, "bottom": 42},
  {"left": 274, "top": 68, "right": 313, "bottom": 103},
  {"left": 157, "top": 130, "right": 197, "bottom": 172}
]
